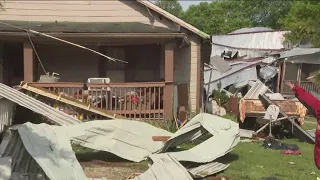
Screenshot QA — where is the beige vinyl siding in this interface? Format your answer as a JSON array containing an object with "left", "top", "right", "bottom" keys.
[
  {"left": 173, "top": 36, "right": 200, "bottom": 111},
  {"left": 0, "top": 0, "right": 177, "bottom": 30},
  {"left": 189, "top": 37, "right": 199, "bottom": 111}
]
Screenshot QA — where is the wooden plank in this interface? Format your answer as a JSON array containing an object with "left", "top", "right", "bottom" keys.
[
  {"left": 259, "top": 94, "right": 315, "bottom": 143},
  {"left": 152, "top": 136, "right": 171, "bottom": 141},
  {"left": 20, "top": 82, "right": 124, "bottom": 119}
]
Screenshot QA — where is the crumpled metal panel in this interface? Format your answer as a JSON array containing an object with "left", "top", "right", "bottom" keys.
[
  {"left": 279, "top": 48, "right": 320, "bottom": 59},
  {"left": 212, "top": 31, "right": 287, "bottom": 50},
  {"left": 0, "top": 123, "right": 87, "bottom": 180},
  {"left": 204, "top": 63, "right": 258, "bottom": 93},
  {"left": 0, "top": 98, "right": 15, "bottom": 133},
  {"left": 188, "top": 162, "right": 229, "bottom": 178},
  {"left": 161, "top": 113, "right": 240, "bottom": 163},
  {"left": 243, "top": 80, "right": 269, "bottom": 99},
  {"left": 210, "top": 55, "right": 231, "bottom": 73},
  {"left": 0, "top": 156, "right": 11, "bottom": 180},
  {"left": 63, "top": 120, "right": 173, "bottom": 162},
  {"left": 133, "top": 154, "right": 193, "bottom": 180},
  {"left": 0, "top": 83, "right": 80, "bottom": 126}
]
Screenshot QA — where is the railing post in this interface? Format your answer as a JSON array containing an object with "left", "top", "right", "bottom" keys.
[
  {"left": 23, "top": 41, "right": 34, "bottom": 82},
  {"left": 164, "top": 43, "right": 174, "bottom": 120}
]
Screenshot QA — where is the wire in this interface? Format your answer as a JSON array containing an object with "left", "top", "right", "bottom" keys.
[
  {"left": 27, "top": 31, "right": 47, "bottom": 74},
  {"left": 0, "top": 21, "right": 128, "bottom": 63}
]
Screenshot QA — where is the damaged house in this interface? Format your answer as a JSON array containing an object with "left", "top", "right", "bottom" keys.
[
  {"left": 0, "top": 0, "right": 212, "bottom": 121},
  {"left": 204, "top": 27, "right": 291, "bottom": 97}
]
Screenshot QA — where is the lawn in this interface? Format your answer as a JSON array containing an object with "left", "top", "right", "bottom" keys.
[
  {"left": 217, "top": 139, "right": 318, "bottom": 180},
  {"left": 214, "top": 116, "right": 319, "bottom": 180},
  {"left": 73, "top": 115, "right": 320, "bottom": 180}
]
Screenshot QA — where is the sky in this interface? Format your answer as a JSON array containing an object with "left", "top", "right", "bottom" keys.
[{"left": 179, "top": 1, "right": 212, "bottom": 10}]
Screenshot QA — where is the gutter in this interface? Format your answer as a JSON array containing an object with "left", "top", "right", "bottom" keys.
[{"left": 0, "top": 32, "right": 186, "bottom": 38}]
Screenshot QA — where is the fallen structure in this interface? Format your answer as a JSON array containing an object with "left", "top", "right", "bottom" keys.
[{"left": 0, "top": 113, "right": 240, "bottom": 180}]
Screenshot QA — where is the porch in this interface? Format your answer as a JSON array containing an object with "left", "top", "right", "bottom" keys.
[
  {"left": 0, "top": 34, "right": 186, "bottom": 121},
  {"left": 280, "top": 62, "right": 320, "bottom": 94}
]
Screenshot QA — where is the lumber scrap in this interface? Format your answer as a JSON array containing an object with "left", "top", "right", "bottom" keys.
[
  {"left": 19, "top": 81, "right": 124, "bottom": 119},
  {"left": 152, "top": 136, "right": 171, "bottom": 141},
  {"left": 259, "top": 94, "right": 315, "bottom": 143}
]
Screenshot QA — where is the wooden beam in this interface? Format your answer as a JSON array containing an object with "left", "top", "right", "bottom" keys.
[
  {"left": 152, "top": 136, "right": 171, "bottom": 141},
  {"left": 164, "top": 43, "right": 174, "bottom": 120},
  {"left": 19, "top": 82, "right": 124, "bottom": 119},
  {"left": 98, "top": 46, "right": 106, "bottom": 77},
  {"left": 23, "top": 42, "right": 34, "bottom": 82}
]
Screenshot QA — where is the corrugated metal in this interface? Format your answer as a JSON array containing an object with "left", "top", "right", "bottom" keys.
[
  {"left": 212, "top": 31, "right": 288, "bottom": 50},
  {"left": 133, "top": 154, "right": 193, "bottom": 180},
  {"left": 188, "top": 162, "right": 229, "bottom": 178},
  {"left": 0, "top": 123, "right": 87, "bottom": 180},
  {"left": 204, "top": 63, "right": 258, "bottom": 93},
  {"left": 161, "top": 113, "right": 240, "bottom": 163},
  {"left": 210, "top": 55, "right": 231, "bottom": 73},
  {"left": 279, "top": 48, "right": 320, "bottom": 59},
  {"left": 64, "top": 120, "right": 173, "bottom": 162},
  {"left": 0, "top": 98, "right": 15, "bottom": 133},
  {"left": 0, "top": 83, "right": 80, "bottom": 126},
  {"left": 0, "top": 130, "right": 49, "bottom": 180},
  {"left": 243, "top": 80, "right": 269, "bottom": 99},
  {"left": 229, "top": 27, "right": 274, "bottom": 34}
]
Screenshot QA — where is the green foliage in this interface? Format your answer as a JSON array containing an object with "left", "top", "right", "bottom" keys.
[
  {"left": 210, "top": 89, "right": 230, "bottom": 109},
  {"left": 181, "top": 0, "right": 295, "bottom": 35},
  {"left": 280, "top": 1, "right": 320, "bottom": 47},
  {"left": 155, "top": 0, "right": 183, "bottom": 17}
]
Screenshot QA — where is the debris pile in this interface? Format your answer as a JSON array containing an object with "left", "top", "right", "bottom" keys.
[
  {"left": 0, "top": 84, "right": 240, "bottom": 180},
  {"left": 204, "top": 27, "right": 316, "bottom": 143}
]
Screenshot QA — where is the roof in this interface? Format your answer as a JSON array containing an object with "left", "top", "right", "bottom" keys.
[
  {"left": 136, "top": 0, "right": 210, "bottom": 39},
  {"left": 229, "top": 27, "right": 274, "bottom": 35},
  {"left": 212, "top": 31, "right": 288, "bottom": 51},
  {"left": 0, "top": 21, "right": 179, "bottom": 34},
  {"left": 279, "top": 48, "right": 320, "bottom": 59}
]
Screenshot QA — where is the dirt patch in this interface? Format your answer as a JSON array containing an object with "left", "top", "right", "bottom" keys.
[{"left": 81, "top": 160, "right": 148, "bottom": 180}]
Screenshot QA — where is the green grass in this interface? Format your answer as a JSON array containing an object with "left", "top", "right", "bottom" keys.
[{"left": 218, "top": 139, "right": 319, "bottom": 180}]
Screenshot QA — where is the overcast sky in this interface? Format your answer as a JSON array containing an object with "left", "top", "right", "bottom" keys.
[{"left": 179, "top": 1, "right": 212, "bottom": 10}]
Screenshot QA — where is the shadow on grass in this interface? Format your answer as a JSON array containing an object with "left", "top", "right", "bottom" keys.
[{"left": 73, "top": 145, "right": 131, "bottom": 163}]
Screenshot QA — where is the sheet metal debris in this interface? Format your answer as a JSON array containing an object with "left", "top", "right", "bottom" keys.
[
  {"left": 210, "top": 55, "right": 231, "bottom": 73},
  {"left": 0, "top": 83, "right": 80, "bottom": 126},
  {"left": 0, "top": 123, "right": 87, "bottom": 180},
  {"left": 0, "top": 113, "right": 240, "bottom": 180},
  {"left": 243, "top": 80, "right": 269, "bottom": 99},
  {"left": 279, "top": 48, "right": 320, "bottom": 60},
  {"left": 64, "top": 120, "right": 173, "bottom": 162}
]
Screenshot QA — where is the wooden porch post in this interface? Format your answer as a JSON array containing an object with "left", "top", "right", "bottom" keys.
[
  {"left": 23, "top": 42, "right": 34, "bottom": 82},
  {"left": 164, "top": 43, "right": 174, "bottom": 120},
  {"left": 98, "top": 46, "right": 106, "bottom": 77}
]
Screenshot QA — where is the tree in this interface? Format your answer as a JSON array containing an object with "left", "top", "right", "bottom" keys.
[
  {"left": 281, "top": 1, "right": 320, "bottom": 47},
  {"left": 181, "top": 0, "right": 295, "bottom": 35},
  {"left": 181, "top": 1, "right": 253, "bottom": 35},
  {"left": 155, "top": 0, "right": 183, "bottom": 17}
]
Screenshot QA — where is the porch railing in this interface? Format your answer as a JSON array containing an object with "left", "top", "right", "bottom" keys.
[
  {"left": 281, "top": 80, "right": 320, "bottom": 94},
  {"left": 29, "top": 82, "right": 165, "bottom": 120}
]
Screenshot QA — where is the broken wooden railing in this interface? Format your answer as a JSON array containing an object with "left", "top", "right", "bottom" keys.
[{"left": 28, "top": 82, "right": 165, "bottom": 120}]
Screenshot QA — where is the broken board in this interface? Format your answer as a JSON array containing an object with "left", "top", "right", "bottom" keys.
[
  {"left": 19, "top": 82, "right": 124, "bottom": 119},
  {"left": 259, "top": 94, "right": 315, "bottom": 144}
]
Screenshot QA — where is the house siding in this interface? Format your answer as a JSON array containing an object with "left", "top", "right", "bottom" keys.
[
  {"left": 0, "top": 0, "right": 178, "bottom": 30},
  {"left": 174, "top": 36, "right": 200, "bottom": 111}
]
